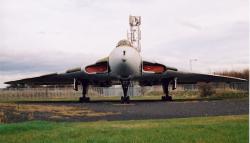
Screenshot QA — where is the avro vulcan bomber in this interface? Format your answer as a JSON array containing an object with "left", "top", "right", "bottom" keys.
[{"left": 5, "top": 16, "right": 247, "bottom": 103}]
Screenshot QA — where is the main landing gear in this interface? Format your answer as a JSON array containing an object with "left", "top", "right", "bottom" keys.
[
  {"left": 79, "top": 80, "right": 90, "bottom": 103},
  {"left": 121, "top": 80, "right": 130, "bottom": 103},
  {"left": 161, "top": 79, "right": 173, "bottom": 101}
]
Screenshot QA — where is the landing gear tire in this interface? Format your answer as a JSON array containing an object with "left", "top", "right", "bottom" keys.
[
  {"left": 79, "top": 97, "right": 90, "bottom": 103},
  {"left": 121, "top": 96, "right": 130, "bottom": 104},
  {"left": 161, "top": 96, "right": 172, "bottom": 101}
]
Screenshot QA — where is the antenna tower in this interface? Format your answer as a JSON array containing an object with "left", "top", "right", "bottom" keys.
[{"left": 127, "top": 15, "right": 141, "bottom": 52}]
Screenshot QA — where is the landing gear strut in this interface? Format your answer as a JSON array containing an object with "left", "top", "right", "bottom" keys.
[
  {"left": 161, "top": 79, "right": 173, "bottom": 101},
  {"left": 79, "top": 80, "right": 90, "bottom": 102},
  {"left": 121, "top": 80, "right": 130, "bottom": 103}
]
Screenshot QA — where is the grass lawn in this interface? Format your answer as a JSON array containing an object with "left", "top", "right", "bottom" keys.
[{"left": 0, "top": 115, "right": 248, "bottom": 143}]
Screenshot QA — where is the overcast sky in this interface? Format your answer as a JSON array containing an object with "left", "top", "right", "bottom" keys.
[{"left": 0, "top": 0, "right": 249, "bottom": 88}]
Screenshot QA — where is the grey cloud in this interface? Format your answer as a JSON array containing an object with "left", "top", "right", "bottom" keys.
[
  {"left": 177, "top": 20, "right": 202, "bottom": 31},
  {"left": 145, "top": 22, "right": 249, "bottom": 71},
  {"left": 0, "top": 50, "right": 99, "bottom": 73},
  {"left": 0, "top": 60, "right": 63, "bottom": 72}
]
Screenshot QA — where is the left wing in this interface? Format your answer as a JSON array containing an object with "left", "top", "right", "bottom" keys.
[
  {"left": 140, "top": 70, "right": 247, "bottom": 86},
  {"left": 139, "top": 61, "right": 247, "bottom": 85},
  {"left": 165, "top": 70, "right": 247, "bottom": 83}
]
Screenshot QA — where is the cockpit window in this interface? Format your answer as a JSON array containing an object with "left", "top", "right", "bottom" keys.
[{"left": 116, "top": 39, "right": 132, "bottom": 47}]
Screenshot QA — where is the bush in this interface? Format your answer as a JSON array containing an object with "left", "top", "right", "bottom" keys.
[
  {"left": 198, "top": 83, "right": 215, "bottom": 97},
  {"left": 214, "top": 69, "right": 249, "bottom": 80}
]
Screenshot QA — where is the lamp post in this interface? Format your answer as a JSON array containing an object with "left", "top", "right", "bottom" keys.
[{"left": 189, "top": 59, "right": 198, "bottom": 71}]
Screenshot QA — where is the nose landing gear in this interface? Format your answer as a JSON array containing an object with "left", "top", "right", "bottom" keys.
[{"left": 121, "top": 80, "right": 130, "bottom": 103}]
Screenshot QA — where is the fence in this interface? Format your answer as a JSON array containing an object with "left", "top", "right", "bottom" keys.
[{"left": 0, "top": 82, "right": 248, "bottom": 101}]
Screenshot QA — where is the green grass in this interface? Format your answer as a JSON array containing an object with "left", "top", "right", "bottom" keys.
[{"left": 0, "top": 115, "right": 248, "bottom": 143}]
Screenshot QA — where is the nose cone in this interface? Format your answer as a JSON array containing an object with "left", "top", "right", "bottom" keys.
[{"left": 109, "top": 46, "right": 141, "bottom": 79}]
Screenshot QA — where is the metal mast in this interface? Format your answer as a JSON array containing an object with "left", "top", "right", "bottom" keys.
[{"left": 127, "top": 15, "right": 141, "bottom": 52}]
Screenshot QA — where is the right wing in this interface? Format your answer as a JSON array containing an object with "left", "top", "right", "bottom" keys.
[
  {"left": 5, "top": 57, "right": 112, "bottom": 86},
  {"left": 4, "top": 67, "right": 110, "bottom": 86}
]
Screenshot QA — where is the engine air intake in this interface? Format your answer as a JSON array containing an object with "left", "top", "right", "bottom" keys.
[
  {"left": 85, "top": 62, "right": 108, "bottom": 74},
  {"left": 143, "top": 62, "right": 166, "bottom": 73}
]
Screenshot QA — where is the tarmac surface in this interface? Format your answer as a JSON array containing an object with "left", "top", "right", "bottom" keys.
[
  {"left": 0, "top": 98, "right": 248, "bottom": 123},
  {"left": 74, "top": 98, "right": 249, "bottom": 121}
]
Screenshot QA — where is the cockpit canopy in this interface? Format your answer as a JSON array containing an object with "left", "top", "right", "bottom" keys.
[{"left": 116, "top": 39, "right": 132, "bottom": 47}]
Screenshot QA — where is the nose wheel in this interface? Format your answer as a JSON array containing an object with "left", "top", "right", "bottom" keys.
[
  {"left": 121, "top": 96, "right": 130, "bottom": 103},
  {"left": 121, "top": 80, "right": 130, "bottom": 103}
]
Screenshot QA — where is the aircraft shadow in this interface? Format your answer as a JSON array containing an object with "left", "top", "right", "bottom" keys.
[{"left": 15, "top": 98, "right": 224, "bottom": 104}]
